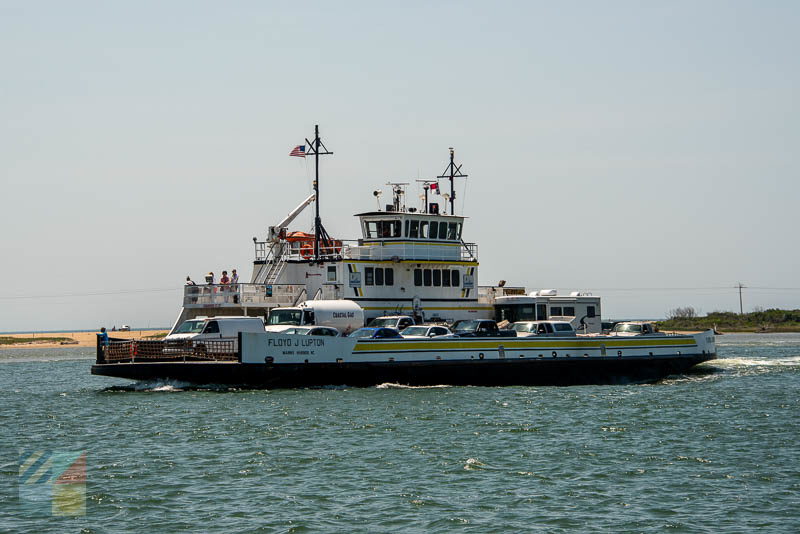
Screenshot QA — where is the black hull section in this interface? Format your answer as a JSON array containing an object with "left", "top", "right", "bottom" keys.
[{"left": 92, "top": 353, "right": 716, "bottom": 388}]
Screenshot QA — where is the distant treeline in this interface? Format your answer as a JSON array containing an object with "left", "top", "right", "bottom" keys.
[{"left": 657, "top": 309, "right": 800, "bottom": 332}]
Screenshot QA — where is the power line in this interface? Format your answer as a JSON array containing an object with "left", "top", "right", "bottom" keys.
[{"left": 0, "top": 288, "right": 180, "bottom": 301}]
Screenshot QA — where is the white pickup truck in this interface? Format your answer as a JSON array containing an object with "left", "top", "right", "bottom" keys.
[{"left": 510, "top": 320, "right": 577, "bottom": 337}]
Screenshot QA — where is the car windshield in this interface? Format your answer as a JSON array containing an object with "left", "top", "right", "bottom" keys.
[
  {"left": 402, "top": 326, "right": 429, "bottom": 336},
  {"left": 175, "top": 320, "right": 205, "bottom": 334},
  {"left": 453, "top": 320, "right": 481, "bottom": 332},
  {"left": 367, "top": 318, "right": 396, "bottom": 328},
  {"left": 292, "top": 328, "right": 312, "bottom": 335},
  {"left": 614, "top": 323, "right": 643, "bottom": 333},
  {"left": 349, "top": 328, "right": 377, "bottom": 338},
  {"left": 512, "top": 323, "right": 534, "bottom": 333},
  {"left": 267, "top": 309, "right": 302, "bottom": 326}
]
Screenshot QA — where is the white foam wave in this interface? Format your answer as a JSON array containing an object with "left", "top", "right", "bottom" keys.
[
  {"left": 375, "top": 382, "right": 452, "bottom": 389},
  {"left": 714, "top": 356, "right": 800, "bottom": 368}
]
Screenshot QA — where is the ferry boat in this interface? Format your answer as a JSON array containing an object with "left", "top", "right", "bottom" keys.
[{"left": 91, "top": 126, "right": 716, "bottom": 387}]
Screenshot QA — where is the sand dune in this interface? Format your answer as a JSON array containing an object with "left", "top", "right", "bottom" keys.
[{"left": 0, "top": 330, "right": 168, "bottom": 349}]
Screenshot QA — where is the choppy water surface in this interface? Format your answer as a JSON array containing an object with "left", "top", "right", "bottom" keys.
[{"left": 2, "top": 335, "right": 798, "bottom": 532}]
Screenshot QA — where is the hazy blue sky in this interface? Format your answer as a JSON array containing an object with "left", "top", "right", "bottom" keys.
[{"left": 2, "top": 1, "right": 798, "bottom": 331}]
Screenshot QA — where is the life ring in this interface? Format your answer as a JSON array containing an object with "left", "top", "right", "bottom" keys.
[{"left": 300, "top": 243, "right": 313, "bottom": 259}]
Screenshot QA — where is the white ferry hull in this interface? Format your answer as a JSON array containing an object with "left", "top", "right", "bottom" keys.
[{"left": 91, "top": 331, "right": 717, "bottom": 388}]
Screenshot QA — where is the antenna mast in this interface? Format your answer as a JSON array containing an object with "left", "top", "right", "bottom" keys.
[
  {"left": 437, "top": 147, "right": 467, "bottom": 215},
  {"left": 304, "top": 125, "right": 334, "bottom": 262}
]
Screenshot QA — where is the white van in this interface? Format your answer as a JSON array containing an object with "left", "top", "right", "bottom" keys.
[{"left": 166, "top": 316, "right": 266, "bottom": 343}]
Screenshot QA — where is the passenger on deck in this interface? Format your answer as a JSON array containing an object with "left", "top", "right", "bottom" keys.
[
  {"left": 230, "top": 269, "right": 240, "bottom": 303},
  {"left": 185, "top": 276, "right": 196, "bottom": 286},
  {"left": 97, "top": 327, "right": 109, "bottom": 348},
  {"left": 220, "top": 271, "right": 230, "bottom": 285}
]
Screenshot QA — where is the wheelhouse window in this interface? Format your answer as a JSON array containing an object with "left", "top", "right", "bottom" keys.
[
  {"left": 439, "top": 221, "right": 447, "bottom": 240},
  {"left": 409, "top": 220, "right": 420, "bottom": 238},
  {"left": 429, "top": 221, "right": 438, "bottom": 239},
  {"left": 366, "top": 220, "right": 400, "bottom": 238},
  {"left": 447, "top": 222, "right": 458, "bottom": 240},
  {"left": 419, "top": 221, "right": 428, "bottom": 239},
  {"left": 365, "top": 221, "right": 379, "bottom": 238}
]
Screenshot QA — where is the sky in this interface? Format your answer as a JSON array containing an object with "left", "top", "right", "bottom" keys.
[{"left": 1, "top": 1, "right": 799, "bottom": 331}]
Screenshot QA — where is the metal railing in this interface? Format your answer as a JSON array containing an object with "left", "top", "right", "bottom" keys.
[
  {"left": 183, "top": 283, "right": 307, "bottom": 308},
  {"left": 100, "top": 338, "right": 238, "bottom": 363},
  {"left": 341, "top": 241, "right": 478, "bottom": 262}
]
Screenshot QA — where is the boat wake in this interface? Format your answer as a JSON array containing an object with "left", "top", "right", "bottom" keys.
[
  {"left": 375, "top": 383, "right": 453, "bottom": 389},
  {"left": 101, "top": 379, "right": 241, "bottom": 392}
]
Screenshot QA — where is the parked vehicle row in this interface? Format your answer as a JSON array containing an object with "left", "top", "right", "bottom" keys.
[{"left": 166, "top": 312, "right": 662, "bottom": 350}]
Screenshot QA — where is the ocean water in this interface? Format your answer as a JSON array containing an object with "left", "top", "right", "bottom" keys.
[{"left": 1, "top": 334, "right": 798, "bottom": 533}]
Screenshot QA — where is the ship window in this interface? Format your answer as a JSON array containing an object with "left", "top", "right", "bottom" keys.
[
  {"left": 409, "top": 220, "right": 420, "bottom": 238},
  {"left": 439, "top": 221, "right": 448, "bottom": 240},
  {"left": 551, "top": 307, "right": 562, "bottom": 316},
  {"left": 442, "top": 269, "right": 451, "bottom": 287},
  {"left": 429, "top": 221, "right": 438, "bottom": 239},
  {"left": 447, "top": 222, "right": 458, "bottom": 240},
  {"left": 327, "top": 266, "right": 337, "bottom": 282},
  {"left": 203, "top": 320, "right": 220, "bottom": 334},
  {"left": 375, "top": 268, "right": 384, "bottom": 286},
  {"left": 385, "top": 268, "right": 394, "bottom": 286},
  {"left": 404, "top": 220, "right": 409, "bottom": 237},
  {"left": 451, "top": 269, "right": 460, "bottom": 287},
  {"left": 365, "top": 267, "right": 374, "bottom": 286},
  {"left": 457, "top": 222, "right": 463, "bottom": 240},
  {"left": 564, "top": 306, "right": 575, "bottom": 316},
  {"left": 414, "top": 269, "right": 422, "bottom": 286},
  {"left": 419, "top": 221, "right": 428, "bottom": 239},
  {"left": 365, "top": 221, "right": 379, "bottom": 238},
  {"left": 423, "top": 269, "right": 432, "bottom": 286},
  {"left": 433, "top": 270, "right": 441, "bottom": 286},
  {"left": 587, "top": 306, "right": 596, "bottom": 318}
]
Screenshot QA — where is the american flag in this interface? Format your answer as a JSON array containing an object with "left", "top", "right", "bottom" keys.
[{"left": 289, "top": 145, "right": 306, "bottom": 157}]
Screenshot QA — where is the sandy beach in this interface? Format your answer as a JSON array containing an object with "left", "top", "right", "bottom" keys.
[{"left": 0, "top": 330, "right": 169, "bottom": 349}]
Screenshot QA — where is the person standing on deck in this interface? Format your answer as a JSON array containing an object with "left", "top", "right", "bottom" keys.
[
  {"left": 97, "top": 327, "right": 109, "bottom": 352},
  {"left": 230, "top": 269, "right": 240, "bottom": 303},
  {"left": 220, "top": 271, "right": 230, "bottom": 303}
]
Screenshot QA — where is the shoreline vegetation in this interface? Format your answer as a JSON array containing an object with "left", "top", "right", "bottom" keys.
[{"left": 657, "top": 309, "right": 800, "bottom": 333}]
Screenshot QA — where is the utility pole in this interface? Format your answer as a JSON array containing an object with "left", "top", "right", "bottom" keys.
[{"left": 736, "top": 282, "right": 746, "bottom": 314}]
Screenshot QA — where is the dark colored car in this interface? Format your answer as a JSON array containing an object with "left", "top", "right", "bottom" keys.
[{"left": 348, "top": 327, "right": 403, "bottom": 339}]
